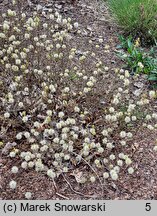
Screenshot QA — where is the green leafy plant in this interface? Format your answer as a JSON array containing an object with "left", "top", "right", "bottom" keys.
[
  {"left": 108, "top": 0, "right": 157, "bottom": 45},
  {"left": 116, "top": 35, "right": 157, "bottom": 82}
]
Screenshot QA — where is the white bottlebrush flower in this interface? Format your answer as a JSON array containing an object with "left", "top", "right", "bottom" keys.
[
  {"left": 63, "top": 87, "right": 70, "bottom": 93},
  {"left": 58, "top": 112, "right": 64, "bottom": 118},
  {"left": 34, "top": 131, "right": 39, "bottom": 137},
  {"left": 117, "top": 160, "right": 123, "bottom": 167},
  {"left": 18, "top": 102, "right": 24, "bottom": 108},
  {"left": 9, "top": 180, "right": 17, "bottom": 189},
  {"left": 61, "top": 133, "right": 67, "bottom": 140},
  {"left": 56, "top": 122, "right": 62, "bottom": 129},
  {"left": 11, "top": 166, "right": 18, "bottom": 174},
  {"left": 40, "top": 145, "right": 48, "bottom": 152},
  {"left": 131, "top": 116, "right": 137, "bottom": 121},
  {"left": 90, "top": 176, "right": 96, "bottom": 183},
  {"left": 28, "top": 161, "right": 34, "bottom": 168},
  {"left": 48, "top": 129, "right": 55, "bottom": 136},
  {"left": 125, "top": 158, "right": 132, "bottom": 165},
  {"left": 137, "top": 62, "right": 144, "bottom": 69},
  {"left": 90, "top": 128, "right": 96, "bottom": 135},
  {"left": 149, "top": 90, "right": 156, "bottom": 99},
  {"left": 124, "top": 79, "right": 130, "bottom": 86},
  {"left": 54, "top": 53, "right": 59, "bottom": 58},
  {"left": 16, "top": 132, "right": 22, "bottom": 140},
  {"left": 74, "top": 22, "right": 79, "bottom": 28},
  {"left": 106, "top": 142, "right": 113, "bottom": 149},
  {"left": 0, "top": 32, "right": 6, "bottom": 38},
  {"left": 53, "top": 137, "right": 59, "bottom": 143},
  {"left": 24, "top": 132, "right": 30, "bottom": 139},
  {"left": 94, "top": 159, "right": 100, "bottom": 165},
  {"left": 64, "top": 154, "right": 70, "bottom": 160},
  {"left": 103, "top": 172, "right": 109, "bottom": 179},
  {"left": 9, "top": 152, "right": 16, "bottom": 158},
  {"left": 83, "top": 87, "right": 90, "bottom": 93},
  {"left": 4, "top": 112, "right": 10, "bottom": 118},
  {"left": 25, "top": 192, "right": 32, "bottom": 199},
  {"left": 46, "top": 110, "right": 52, "bottom": 116},
  {"left": 109, "top": 154, "right": 116, "bottom": 160},
  {"left": 7, "top": 9, "right": 16, "bottom": 16},
  {"left": 102, "top": 138, "right": 107, "bottom": 144},
  {"left": 21, "top": 161, "right": 27, "bottom": 169},
  {"left": 111, "top": 115, "right": 117, "bottom": 122},
  {"left": 9, "top": 35, "right": 16, "bottom": 42},
  {"left": 153, "top": 146, "right": 157, "bottom": 151},
  {"left": 87, "top": 81, "right": 94, "bottom": 87},
  {"left": 25, "top": 33, "right": 30, "bottom": 39},
  {"left": 3, "top": 22, "right": 10, "bottom": 31},
  {"left": 120, "top": 131, "right": 126, "bottom": 138},
  {"left": 15, "top": 59, "right": 21, "bottom": 65},
  {"left": 73, "top": 134, "right": 78, "bottom": 140},
  {"left": 127, "top": 132, "right": 133, "bottom": 138},
  {"left": 21, "top": 13, "right": 26, "bottom": 18},
  {"left": 22, "top": 116, "right": 28, "bottom": 123},
  {"left": 43, "top": 23, "right": 48, "bottom": 28},
  {"left": 125, "top": 116, "right": 131, "bottom": 123},
  {"left": 63, "top": 166, "right": 68, "bottom": 173},
  {"left": 145, "top": 115, "right": 151, "bottom": 121},
  {"left": 99, "top": 38, "right": 103, "bottom": 43},
  {"left": 74, "top": 106, "right": 80, "bottom": 112},
  {"left": 128, "top": 167, "right": 134, "bottom": 174},
  {"left": 49, "top": 84, "right": 56, "bottom": 93},
  {"left": 47, "top": 169, "right": 56, "bottom": 178},
  {"left": 101, "top": 129, "right": 108, "bottom": 136},
  {"left": 147, "top": 125, "right": 154, "bottom": 130},
  {"left": 112, "top": 98, "right": 119, "bottom": 105},
  {"left": 110, "top": 170, "right": 118, "bottom": 180},
  {"left": 62, "top": 19, "right": 67, "bottom": 25},
  {"left": 31, "top": 144, "right": 39, "bottom": 151},
  {"left": 114, "top": 166, "right": 120, "bottom": 173},
  {"left": 109, "top": 107, "right": 115, "bottom": 113},
  {"left": 119, "top": 153, "right": 125, "bottom": 159},
  {"left": 25, "top": 155, "right": 31, "bottom": 162},
  {"left": 84, "top": 137, "right": 90, "bottom": 143},
  {"left": 69, "top": 118, "right": 76, "bottom": 125},
  {"left": 35, "top": 161, "right": 44, "bottom": 171},
  {"left": 152, "top": 113, "right": 157, "bottom": 119},
  {"left": 33, "top": 121, "right": 40, "bottom": 128},
  {"left": 124, "top": 70, "right": 130, "bottom": 77}
]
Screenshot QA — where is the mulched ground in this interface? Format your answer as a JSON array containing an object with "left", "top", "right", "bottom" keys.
[{"left": 0, "top": 0, "right": 157, "bottom": 200}]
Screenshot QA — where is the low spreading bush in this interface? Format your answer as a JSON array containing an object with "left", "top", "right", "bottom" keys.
[
  {"left": 1, "top": 0, "right": 157, "bottom": 196},
  {"left": 108, "top": 0, "right": 157, "bottom": 45}
]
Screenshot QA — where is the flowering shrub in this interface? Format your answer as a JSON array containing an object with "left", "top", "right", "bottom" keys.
[{"left": 1, "top": 0, "right": 157, "bottom": 194}]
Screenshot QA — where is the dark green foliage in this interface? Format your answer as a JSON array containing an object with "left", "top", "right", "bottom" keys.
[{"left": 116, "top": 35, "right": 157, "bottom": 83}]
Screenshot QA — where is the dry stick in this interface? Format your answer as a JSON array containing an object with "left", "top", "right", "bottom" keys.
[
  {"left": 62, "top": 173, "right": 98, "bottom": 199},
  {"left": 52, "top": 179, "right": 69, "bottom": 200},
  {"left": 72, "top": 152, "right": 105, "bottom": 198},
  {"left": 52, "top": 179, "right": 58, "bottom": 191},
  {"left": 56, "top": 192, "right": 70, "bottom": 200},
  {"left": 73, "top": 152, "right": 104, "bottom": 190}
]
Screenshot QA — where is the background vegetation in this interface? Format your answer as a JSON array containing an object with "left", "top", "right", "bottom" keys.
[{"left": 108, "top": 0, "right": 157, "bottom": 45}]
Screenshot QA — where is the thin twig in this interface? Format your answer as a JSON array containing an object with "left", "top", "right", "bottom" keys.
[
  {"left": 72, "top": 152, "right": 105, "bottom": 197},
  {"left": 56, "top": 192, "right": 70, "bottom": 200},
  {"left": 52, "top": 179, "right": 58, "bottom": 191},
  {"left": 62, "top": 173, "right": 100, "bottom": 198}
]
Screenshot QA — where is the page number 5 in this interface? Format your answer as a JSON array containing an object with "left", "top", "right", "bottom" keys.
[{"left": 145, "top": 203, "right": 151, "bottom": 211}]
